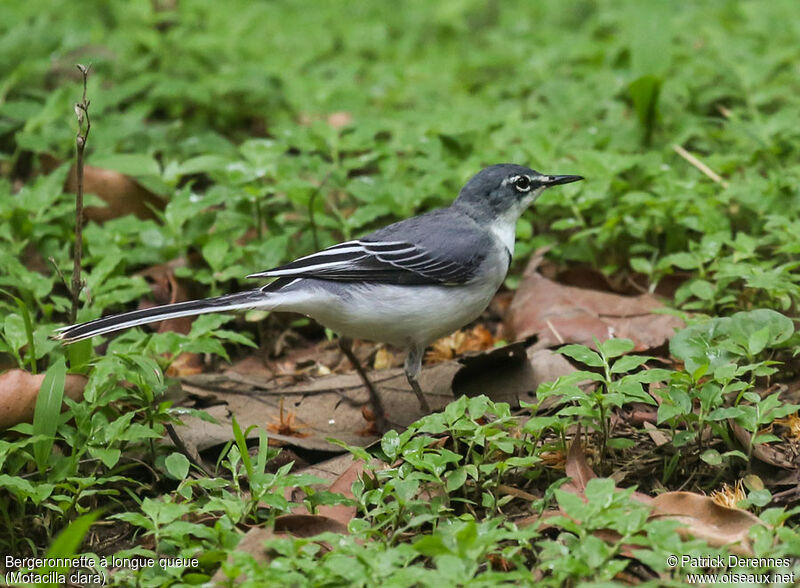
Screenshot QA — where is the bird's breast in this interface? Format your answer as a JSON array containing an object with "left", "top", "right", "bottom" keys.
[{"left": 280, "top": 279, "right": 502, "bottom": 349}]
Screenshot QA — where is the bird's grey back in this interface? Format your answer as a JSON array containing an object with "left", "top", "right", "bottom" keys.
[{"left": 362, "top": 207, "right": 493, "bottom": 280}]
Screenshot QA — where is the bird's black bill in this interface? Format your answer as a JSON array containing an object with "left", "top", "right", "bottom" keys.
[{"left": 543, "top": 174, "right": 584, "bottom": 186}]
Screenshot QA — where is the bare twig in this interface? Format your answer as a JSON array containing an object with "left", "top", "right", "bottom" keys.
[
  {"left": 716, "top": 104, "right": 732, "bottom": 119},
  {"left": 672, "top": 144, "right": 729, "bottom": 189},
  {"left": 48, "top": 256, "right": 70, "bottom": 292},
  {"left": 545, "top": 319, "right": 564, "bottom": 345},
  {"left": 165, "top": 423, "right": 212, "bottom": 477},
  {"left": 70, "top": 64, "right": 91, "bottom": 324}
]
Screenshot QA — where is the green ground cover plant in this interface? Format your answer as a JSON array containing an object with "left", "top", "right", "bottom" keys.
[{"left": 1, "top": 0, "right": 800, "bottom": 584}]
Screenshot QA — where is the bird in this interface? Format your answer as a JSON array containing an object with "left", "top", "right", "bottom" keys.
[{"left": 55, "top": 164, "right": 583, "bottom": 426}]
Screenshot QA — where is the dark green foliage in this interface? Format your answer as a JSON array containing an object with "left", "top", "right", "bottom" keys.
[{"left": 2, "top": 0, "right": 800, "bottom": 584}]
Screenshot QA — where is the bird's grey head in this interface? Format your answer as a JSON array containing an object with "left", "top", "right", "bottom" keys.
[{"left": 454, "top": 163, "right": 583, "bottom": 220}]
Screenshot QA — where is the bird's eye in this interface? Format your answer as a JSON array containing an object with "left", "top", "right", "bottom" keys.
[{"left": 512, "top": 176, "right": 531, "bottom": 192}]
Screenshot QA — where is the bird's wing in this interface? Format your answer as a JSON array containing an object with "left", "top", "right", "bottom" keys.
[{"left": 248, "top": 209, "right": 490, "bottom": 285}]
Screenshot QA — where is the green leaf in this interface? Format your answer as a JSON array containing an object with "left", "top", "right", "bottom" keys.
[
  {"left": 202, "top": 236, "right": 230, "bottom": 272},
  {"left": 610, "top": 354, "right": 649, "bottom": 374},
  {"left": 3, "top": 313, "right": 27, "bottom": 354},
  {"left": 381, "top": 429, "right": 401, "bottom": 461},
  {"left": 231, "top": 415, "right": 253, "bottom": 479},
  {"left": 688, "top": 279, "right": 715, "bottom": 301},
  {"left": 413, "top": 534, "right": 453, "bottom": 557},
  {"left": 88, "top": 446, "right": 122, "bottom": 469},
  {"left": 33, "top": 358, "right": 66, "bottom": 472},
  {"left": 614, "top": 379, "right": 656, "bottom": 405},
  {"left": 628, "top": 368, "right": 672, "bottom": 383},
  {"left": 445, "top": 467, "right": 467, "bottom": 492},
  {"left": 662, "top": 252, "right": 699, "bottom": 270},
  {"left": 13, "top": 297, "right": 36, "bottom": 373},
  {"left": 89, "top": 153, "right": 161, "bottom": 177},
  {"left": 393, "top": 478, "right": 420, "bottom": 503},
  {"left": 630, "top": 257, "right": 652, "bottom": 274},
  {"left": 628, "top": 75, "right": 662, "bottom": 146},
  {"left": 598, "top": 338, "right": 635, "bottom": 359},
  {"left": 38, "top": 511, "right": 101, "bottom": 585},
  {"left": 346, "top": 204, "right": 390, "bottom": 230},
  {"left": 558, "top": 344, "right": 604, "bottom": 367},
  {"left": 67, "top": 339, "right": 92, "bottom": 371},
  {"left": 747, "top": 489, "right": 772, "bottom": 508},
  {"left": 727, "top": 309, "right": 794, "bottom": 350},
  {"left": 175, "top": 154, "right": 231, "bottom": 177},
  {"left": 584, "top": 478, "right": 615, "bottom": 505},
  {"left": 165, "top": 452, "right": 191, "bottom": 480},
  {"left": 748, "top": 326, "right": 770, "bottom": 356},
  {"left": 628, "top": 0, "right": 671, "bottom": 76},
  {"left": 606, "top": 437, "right": 636, "bottom": 450}
]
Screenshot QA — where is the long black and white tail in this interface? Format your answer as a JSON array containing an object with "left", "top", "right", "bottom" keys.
[{"left": 54, "top": 289, "right": 268, "bottom": 344}]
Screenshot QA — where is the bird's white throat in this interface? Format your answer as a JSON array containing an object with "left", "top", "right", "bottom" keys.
[{"left": 487, "top": 186, "right": 544, "bottom": 256}]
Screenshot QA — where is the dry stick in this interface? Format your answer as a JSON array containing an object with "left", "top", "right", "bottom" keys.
[
  {"left": 70, "top": 65, "right": 92, "bottom": 324},
  {"left": 672, "top": 144, "right": 729, "bottom": 189}
]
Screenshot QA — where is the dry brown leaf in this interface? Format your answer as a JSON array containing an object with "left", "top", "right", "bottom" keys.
[
  {"left": 731, "top": 421, "right": 796, "bottom": 469},
  {"left": 327, "top": 112, "right": 353, "bottom": 128},
  {"left": 563, "top": 429, "right": 596, "bottom": 493},
  {"left": 209, "top": 526, "right": 276, "bottom": 584},
  {"left": 210, "top": 475, "right": 354, "bottom": 586},
  {"left": 297, "top": 111, "right": 353, "bottom": 129},
  {"left": 373, "top": 347, "right": 395, "bottom": 370},
  {"left": 643, "top": 421, "right": 671, "bottom": 447},
  {"left": 40, "top": 154, "right": 166, "bottom": 223},
  {"left": 774, "top": 412, "right": 800, "bottom": 441},
  {"left": 316, "top": 459, "right": 366, "bottom": 526},
  {"left": 69, "top": 165, "right": 165, "bottom": 222},
  {"left": 561, "top": 431, "right": 652, "bottom": 504},
  {"left": 460, "top": 325, "right": 495, "bottom": 352},
  {"left": 506, "top": 269, "right": 684, "bottom": 352},
  {"left": 452, "top": 343, "right": 576, "bottom": 407},
  {"left": 166, "top": 352, "right": 204, "bottom": 377},
  {"left": 650, "top": 491, "right": 763, "bottom": 555},
  {"left": 273, "top": 514, "right": 348, "bottom": 537},
  {"left": 425, "top": 325, "right": 495, "bottom": 364},
  {"left": 0, "top": 370, "right": 87, "bottom": 428},
  {"left": 426, "top": 332, "right": 465, "bottom": 364},
  {"left": 538, "top": 450, "right": 566, "bottom": 469},
  {"left": 277, "top": 458, "right": 367, "bottom": 535},
  {"left": 294, "top": 453, "right": 371, "bottom": 487},
  {"left": 516, "top": 511, "right": 642, "bottom": 562},
  {"left": 138, "top": 262, "right": 194, "bottom": 335},
  {"left": 177, "top": 342, "right": 576, "bottom": 451},
  {"left": 497, "top": 484, "right": 538, "bottom": 502},
  {"left": 139, "top": 263, "right": 205, "bottom": 375}
]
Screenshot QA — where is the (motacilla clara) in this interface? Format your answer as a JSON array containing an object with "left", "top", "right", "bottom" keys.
[{"left": 55, "top": 164, "right": 583, "bottom": 425}]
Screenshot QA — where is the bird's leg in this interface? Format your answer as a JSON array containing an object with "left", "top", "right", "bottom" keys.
[
  {"left": 338, "top": 337, "right": 388, "bottom": 429},
  {"left": 404, "top": 346, "right": 432, "bottom": 413}
]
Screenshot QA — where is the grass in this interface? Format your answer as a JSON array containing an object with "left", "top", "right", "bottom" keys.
[{"left": 1, "top": 0, "right": 800, "bottom": 584}]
